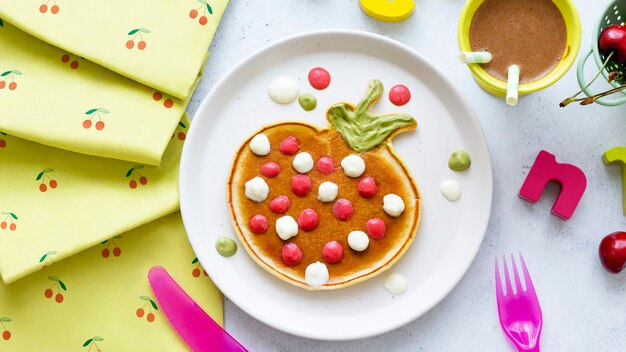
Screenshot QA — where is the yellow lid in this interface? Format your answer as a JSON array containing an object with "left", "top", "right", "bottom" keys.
[{"left": 359, "top": 0, "right": 415, "bottom": 22}]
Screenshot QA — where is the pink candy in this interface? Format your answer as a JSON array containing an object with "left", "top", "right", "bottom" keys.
[
  {"left": 269, "top": 195, "right": 290, "bottom": 214},
  {"left": 389, "top": 84, "right": 411, "bottom": 106},
  {"left": 357, "top": 176, "right": 378, "bottom": 198},
  {"left": 322, "top": 241, "right": 344, "bottom": 264},
  {"left": 332, "top": 198, "right": 354, "bottom": 221},
  {"left": 298, "top": 208, "right": 319, "bottom": 231},
  {"left": 366, "top": 218, "right": 386, "bottom": 240},
  {"left": 260, "top": 162, "right": 280, "bottom": 178},
  {"left": 249, "top": 214, "right": 268, "bottom": 234},
  {"left": 308, "top": 67, "right": 331, "bottom": 90},
  {"left": 316, "top": 156, "right": 334, "bottom": 175},
  {"left": 279, "top": 136, "right": 300, "bottom": 155},
  {"left": 281, "top": 242, "right": 303, "bottom": 266},
  {"left": 291, "top": 174, "right": 312, "bottom": 197}
]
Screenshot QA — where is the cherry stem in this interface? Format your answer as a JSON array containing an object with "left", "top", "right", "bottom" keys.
[
  {"left": 560, "top": 51, "right": 614, "bottom": 107},
  {"left": 580, "top": 83, "right": 626, "bottom": 105}
]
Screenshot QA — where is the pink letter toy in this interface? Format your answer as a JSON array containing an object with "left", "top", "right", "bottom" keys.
[
  {"left": 519, "top": 150, "right": 587, "bottom": 220},
  {"left": 602, "top": 146, "right": 626, "bottom": 215}
]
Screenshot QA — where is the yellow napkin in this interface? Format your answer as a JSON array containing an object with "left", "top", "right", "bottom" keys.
[
  {"left": 0, "top": 22, "right": 190, "bottom": 166},
  {"left": 0, "top": 0, "right": 229, "bottom": 100},
  {"left": 0, "top": 114, "right": 189, "bottom": 284},
  {"left": 0, "top": 212, "right": 223, "bottom": 351}
]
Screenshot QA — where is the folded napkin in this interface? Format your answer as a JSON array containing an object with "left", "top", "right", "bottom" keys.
[
  {"left": 0, "top": 114, "right": 188, "bottom": 284},
  {"left": 0, "top": 22, "right": 190, "bottom": 166},
  {"left": 0, "top": 0, "right": 229, "bottom": 99},
  {"left": 0, "top": 212, "right": 223, "bottom": 351}
]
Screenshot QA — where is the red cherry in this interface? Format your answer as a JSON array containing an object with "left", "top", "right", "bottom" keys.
[
  {"left": 61, "top": 54, "right": 70, "bottom": 63},
  {"left": 178, "top": 132, "right": 186, "bottom": 140},
  {"left": 49, "top": 179, "right": 57, "bottom": 189},
  {"left": 269, "top": 195, "right": 290, "bottom": 214},
  {"left": 389, "top": 84, "right": 411, "bottom": 106},
  {"left": 8, "top": 82, "right": 16, "bottom": 91},
  {"left": 0, "top": 81, "right": 5, "bottom": 89},
  {"left": 297, "top": 209, "right": 319, "bottom": 231},
  {"left": 70, "top": 61, "right": 79, "bottom": 69},
  {"left": 192, "top": 268, "right": 201, "bottom": 277},
  {"left": 139, "top": 176, "right": 148, "bottom": 185},
  {"left": 39, "top": 184, "right": 48, "bottom": 192},
  {"left": 279, "top": 136, "right": 300, "bottom": 155},
  {"left": 126, "top": 40, "right": 135, "bottom": 49},
  {"left": 101, "top": 248, "right": 110, "bottom": 258},
  {"left": 0, "top": 139, "right": 5, "bottom": 148},
  {"left": 138, "top": 41, "right": 147, "bottom": 50},
  {"left": 152, "top": 92, "right": 163, "bottom": 101},
  {"left": 249, "top": 214, "right": 268, "bottom": 234},
  {"left": 199, "top": 16, "right": 208, "bottom": 25},
  {"left": 332, "top": 198, "right": 354, "bottom": 221},
  {"left": 44, "top": 288, "right": 53, "bottom": 298},
  {"left": 281, "top": 243, "right": 302, "bottom": 266},
  {"left": 308, "top": 67, "right": 331, "bottom": 90},
  {"left": 51, "top": 5, "right": 59, "bottom": 14},
  {"left": 0, "top": 222, "right": 5, "bottom": 229},
  {"left": 39, "top": 4, "right": 48, "bottom": 13},
  {"left": 136, "top": 308, "right": 145, "bottom": 318},
  {"left": 357, "top": 176, "right": 378, "bottom": 198},
  {"left": 9, "top": 223, "right": 16, "bottom": 231},
  {"left": 147, "top": 313, "right": 155, "bottom": 322},
  {"left": 366, "top": 218, "right": 386, "bottom": 240},
  {"left": 189, "top": 9, "right": 198, "bottom": 19},
  {"left": 55, "top": 293, "right": 64, "bottom": 303},
  {"left": 2, "top": 330, "right": 10, "bottom": 341},
  {"left": 291, "top": 174, "right": 312, "bottom": 197},
  {"left": 260, "top": 162, "right": 280, "bottom": 178},
  {"left": 163, "top": 99, "right": 173, "bottom": 108},
  {"left": 322, "top": 241, "right": 343, "bottom": 264},
  {"left": 599, "top": 231, "right": 626, "bottom": 273},
  {"left": 316, "top": 156, "right": 334, "bottom": 175},
  {"left": 113, "top": 247, "right": 121, "bottom": 257},
  {"left": 95, "top": 121, "right": 105, "bottom": 130},
  {"left": 599, "top": 25, "right": 626, "bottom": 64},
  {"left": 82, "top": 119, "right": 92, "bottom": 129},
  {"left": 129, "top": 180, "right": 138, "bottom": 189}
]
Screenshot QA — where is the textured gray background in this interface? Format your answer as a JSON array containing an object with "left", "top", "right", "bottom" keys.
[{"left": 187, "top": 1, "right": 626, "bottom": 350}]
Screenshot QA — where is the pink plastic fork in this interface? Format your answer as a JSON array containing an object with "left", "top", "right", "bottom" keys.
[{"left": 495, "top": 254, "right": 543, "bottom": 352}]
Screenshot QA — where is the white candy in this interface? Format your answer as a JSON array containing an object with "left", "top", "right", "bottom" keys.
[
  {"left": 341, "top": 155, "right": 366, "bottom": 177},
  {"left": 292, "top": 152, "right": 314, "bottom": 173},
  {"left": 268, "top": 77, "right": 299, "bottom": 104},
  {"left": 383, "top": 273, "right": 407, "bottom": 295},
  {"left": 317, "top": 182, "right": 338, "bottom": 202},
  {"left": 440, "top": 180, "right": 461, "bottom": 202},
  {"left": 275, "top": 215, "right": 298, "bottom": 240},
  {"left": 249, "top": 133, "right": 270, "bottom": 156},
  {"left": 244, "top": 177, "right": 269, "bottom": 202},
  {"left": 347, "top": 230, "right": 369, "bottom": 251},
  {"left": 305, "top": 261, "right": 329, "bottom": 286},
  {"left": 382, "top": 194, "right": 405, "bottom": 217}
]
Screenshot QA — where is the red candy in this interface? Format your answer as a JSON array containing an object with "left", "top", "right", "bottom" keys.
[
  {"left": 297, "top": 208, "right": 319, "bottom": 231},
  {"left": 279, "top": 136, "right": 300, "bottom": 155},
  {"left": 291, "top": 174, "right": 312, "bottom": 197},
  {"left": 281, "top": 243, "right": 303, "bottom": 266},
  {"left": 269, "top": 195, "right": 290, "bottom": 214},
  {"left": 308, "top": 67, "right": 331, "bottom": 90},
  {"left": 357, "top": 176, "right": 378, "bottom": 198},
  {"left": 366, "top": 218, "right": 386, "bottom": 240},
  {"left": 389, "top": 84, "right": 411, "bottom": 106},
  {"left": 316, "top": 156, "right": 334, "bottom": 175},
  {"left": 260, "top": 162, "right": 280, "bottom": 178},
  {"left": 322, "top": 241, "right": 344, "bottom": 264},
  {"left": 332, "top": 198, "right": 354, "bottom": 221},
  {"left": 249, "top": 214, "right": 268, "bottom": 234}
]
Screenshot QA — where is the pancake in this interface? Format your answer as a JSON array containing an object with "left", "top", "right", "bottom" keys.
[{"left": 227, "top": 79, "right": 421, "bottom": 290}]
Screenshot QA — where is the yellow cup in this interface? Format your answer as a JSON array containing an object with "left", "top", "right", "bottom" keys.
[{"left": 457, "top": 0, "right": 582, "bottom": 97}]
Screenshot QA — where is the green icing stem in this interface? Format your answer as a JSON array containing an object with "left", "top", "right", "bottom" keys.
[
  {"left": 215, "top": 236, "right": 237, "bottom": 257},
  {"left": 327, "top": 79, "right": 416, "bottom": 152}
]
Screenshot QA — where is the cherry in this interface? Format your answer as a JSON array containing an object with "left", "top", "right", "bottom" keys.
[
  {"left": 163, "top": 99, "right": 173, "bottom": 108},
  {"left": 291, "top": 174, "right": 312, "bottom": 197},
  {"left": 269, "top": 195, "right": 290, "bottom": 214},
  {"left": 147, "top": 313, "right": 155, "bottom": 322},
  {"left": 199, "top": 16, "right": 208, "bottom": 25},
  {"left": 49, "top": 179, "right": 57, "bottom": 189},
  {"left": 249, "top": 214, "right": 268, "bottom": 234},
  {"left": 113, "top": 247, "right": 121, "bottom": 257},
  {"left": 332, "top": 198, "right": 354, "bottom": 221},
  {"left": 322, "top": 241, "right": 343, "bottom": 264},
  {"left": 152, "top": 92, "right": 162, "bottom": 101},
  {"left": 138, "top": 41, "right": 147, "bottom": 50},
  {"left": 51, "top": 5, "right": 59, "bottom": 14},
  {"left": 136, "top": 308, "right": 145, "bottom": 318},
  {"left": 8, "top": 82, "right": 16, "bottom": 91},
  {"left": 95, "top": 121, "right": 105, "bottom": 130},
  {"left": 297, "top": 209, "right": 319, "bottom": 231},
  {"left": 0, "top": 139, "right": 5, "bottom": 148},
  {"left": 129, "top": 180, "right": 138, "bottom": 189},
  {"left": 61, "top": 54, "right": 70, "bottom": 63},
  {"left": 0, "top": 222, "right": 5, "bottom": 229},
  {"left": 599, "top": 231, "right": 626, "bottom": 273},
  {"left": 281, "top": 243, "right": 302, "bottom": 266},
  {"left": 178, "top": 132, "right": 186, "bottom": 140},
  {"left": 83, "top": 119, "right": 92, "bottom": 129},
  {"left": 189, "top": 9, "right": 198, "bottom": 18},
  {"left": 0, "top": 82, "right": 4, "bottom": 89},
  {"left": 366, "top": 218, "right": 386, "bottom": 240},
  {"left": 357, "top": 176, "right": 378, "bottom": 198},
  {"left": 279, "top": 136, "right": 300, "bottom": 155},
  {"left": 599, "top": 25, "right": 626, "bottom": 64},
  {"left": 39, "top": 4, "right": 48, "bottom": 13},
  {"left": 139, "top": 176, "right": 148, "bottom": 185},
  {"left": 192, "top": 268, "right": 201, "bottom": 277},
  {"left": 316, "top": 156, "right": 334, "bottom": 175},
  {"left": 70, "top": 61, "right": 79, "bottom": 69},
  {"left": 260, "top": 162, "right": 280, "bottom": 178},
  {"left": 126, "top": 40, "right": 135, "bottom": 49},
  {"left": 2, "top": 330, "right": 10, "bottom": 340},
  {"left": 44, "top": 288, "right": 53, "bottom": 298},
  {"left": 39, "top": 184, "right": 48, "bottom": 192},
  {"left": 102, "top": 248, "right": 110, "bottom": 258},
  {"left": 55, "top": 293, "right": 64, "bottom": 303},
  {"left": 9, "top": 223, "right": 16, "bottom": 231}
]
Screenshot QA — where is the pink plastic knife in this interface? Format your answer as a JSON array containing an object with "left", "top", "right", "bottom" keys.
[{"left": 148, "top": 266, "right": 248, "bottom": 352}]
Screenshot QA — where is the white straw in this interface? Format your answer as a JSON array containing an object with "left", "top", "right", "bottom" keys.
[
  {"left": 458, "top": 51, "right": 492, "bottom": 64},
  {"left": 506, "top": 65, "right": 520, "bottom": 106}
]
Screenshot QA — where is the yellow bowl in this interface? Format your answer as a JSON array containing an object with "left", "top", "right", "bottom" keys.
[{"left": 457, "top": 0, "right": 582, "bottom": 97}]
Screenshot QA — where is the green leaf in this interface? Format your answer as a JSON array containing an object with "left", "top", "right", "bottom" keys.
[
  {"left": 0, "top": 71, "right": 11, "bottom": 77},
  {"left": 0, "top": 317, "right": 11, "bottom": 322},
  {"left": 192, "top": 258, "right": 198, "bottom": 264},
  {"left": 178, "top": 121, "right": 187, "bottom": 128},
  {"left": 139, "top": 295, "right": 151, "bottom": 301},
  {"left": 48, "top": 276, "right": 59, "bottom": 282},
  {"left": 128, "top": 29, "right": 139, "bottom": 35},
  {"left": 83, "top": 339, "right": 93, "bottom": 347},
  {"left": 139, "top": 28, "right": 151, "bottom": 33},
  {"left": 43, "top": 168, "right": 54, "bottom": 173},
  {"left": 114, "top": 235, "right": 122, "bottom": 239},
  {"left": 0, "top": 132, "right": 6, "bottom": 135},
  {"left": 206, "top": 3, "right": 213, "bottom": 14},
  {"left": 93, "top": 336, "right": 104, "bottom": 342},
  {"left": 10, "top": 213, "right": 17, "bottom": 220},
  {"left": 150, "top": 300, "right": 158, "bottom": 310},
  {"left": 48, "top": 251, "right": 57, "bottom": 255},
  {"left": 125, "top": 168, "right": 134, "bottom": 177},
  {"left": 0, "top": 18, "right": 4, "bottom": 27},
  {"left": 36, "top": 172, "right": 44, "bottom": 181},
  {"left": 98, "top": 108, "right": 110, "bottom": 114},
  {"left": 197, "top": 0, "right": 207, "bottom": 4},
  {"left": 134, "top": 165, "right": 144, "bottom": 170},
  {"left": 12, "top": 70, "right": 22, "bottom": 75},
  {"left": 85, "top": 108, "right": 98, "bottom": 115},
  {"left": 58, "top": 280, "right": 67, "bottom": 291},
  {"left": 39, "top": 254, "right": 48, "bottom": 262}
]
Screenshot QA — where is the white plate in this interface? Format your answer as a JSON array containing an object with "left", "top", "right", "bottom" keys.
[{"left": 180, "top": 29, "right": 493, "bottom": 341}]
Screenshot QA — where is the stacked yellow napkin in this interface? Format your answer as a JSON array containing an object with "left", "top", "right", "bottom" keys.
[
  {"left": 0, "top": 0, "right": 229, "bottom": 99},
  {"left": 0, "top": 114, "right": 188, "bottom": 284},
  {"left": 0, "top": 212, "right": 223, "bottom": 351}
]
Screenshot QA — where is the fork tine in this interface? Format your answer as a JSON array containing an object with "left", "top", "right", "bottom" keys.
[
  {"left": 519, "top": 253, "right": 537, "bottom": 296},
  {"left": 495, "top": 257, "right": 504, "bottom": 299},
  {"left": 510, "top": 253, "right": 523, "bottom": 293},
  {"left": 502, "top": 255, "right": 513, "bottom": 296}
]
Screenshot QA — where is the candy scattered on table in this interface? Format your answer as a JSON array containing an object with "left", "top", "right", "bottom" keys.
[
  {"left": 602, "top": 146, "right": 626, "bottom": 215},
  {"left": 358, "top": 0, "right": 415, "bottom": 22}
]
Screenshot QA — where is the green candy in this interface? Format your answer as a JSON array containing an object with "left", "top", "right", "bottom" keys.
[
  {"left": 215, "top": 236, "right": 237, "bottom": 257},
  {"left": 298, "top": 93, "right": 317, "bottom": 111},
  {"left": 448, "top": 150, "right": 471, "bottom": 171}
]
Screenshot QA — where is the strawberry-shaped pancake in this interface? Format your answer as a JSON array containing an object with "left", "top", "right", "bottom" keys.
[{"left": 227, "top": 79, "right": 421, "bottom": 290}]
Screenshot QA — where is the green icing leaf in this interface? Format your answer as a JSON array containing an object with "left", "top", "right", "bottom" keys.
[
  {"left": 128, "top": 29, "right": 139, "bottom": 35},
  {"left": 85, "top": 108, "right": 98, "bottom": 115},
  {"left": 150, "top": 300, "right": 158, "bottom": 310},
  {"left": 125, "top": 168, "right": 134, "bottom": 177},
  {"left": 59, "top": 280, "right": 67, "bottom": 291},
  {"left": 10, "top": 213, "right": 17, "bottom": 220},
  {"left": 0, "top": 71, "right": 11, "bottom": 77},
  {"left": 83, "top": 339, "right": 93, "bottom": 347},
  {"left": 327, "top": 79, "right": 416, "bottom": 152},
  {"left": 39, "top": 254, "right": 48, "bottom": 262},
  {"left": 179, "top": 121, "right": 187, "bottom": 129},
  {"left": 36, "top": 172, "right": 44, "bottom": 181},
  {"left": 192, "top": 258, "right": 198, "bottom": 264},
  {"left": 206, "top": 3, "right": 213, "bottom": 14}
]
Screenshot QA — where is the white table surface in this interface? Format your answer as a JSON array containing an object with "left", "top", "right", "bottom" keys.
[{"left": 186, "top": 1, "right": 626, "bottom": 350}]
